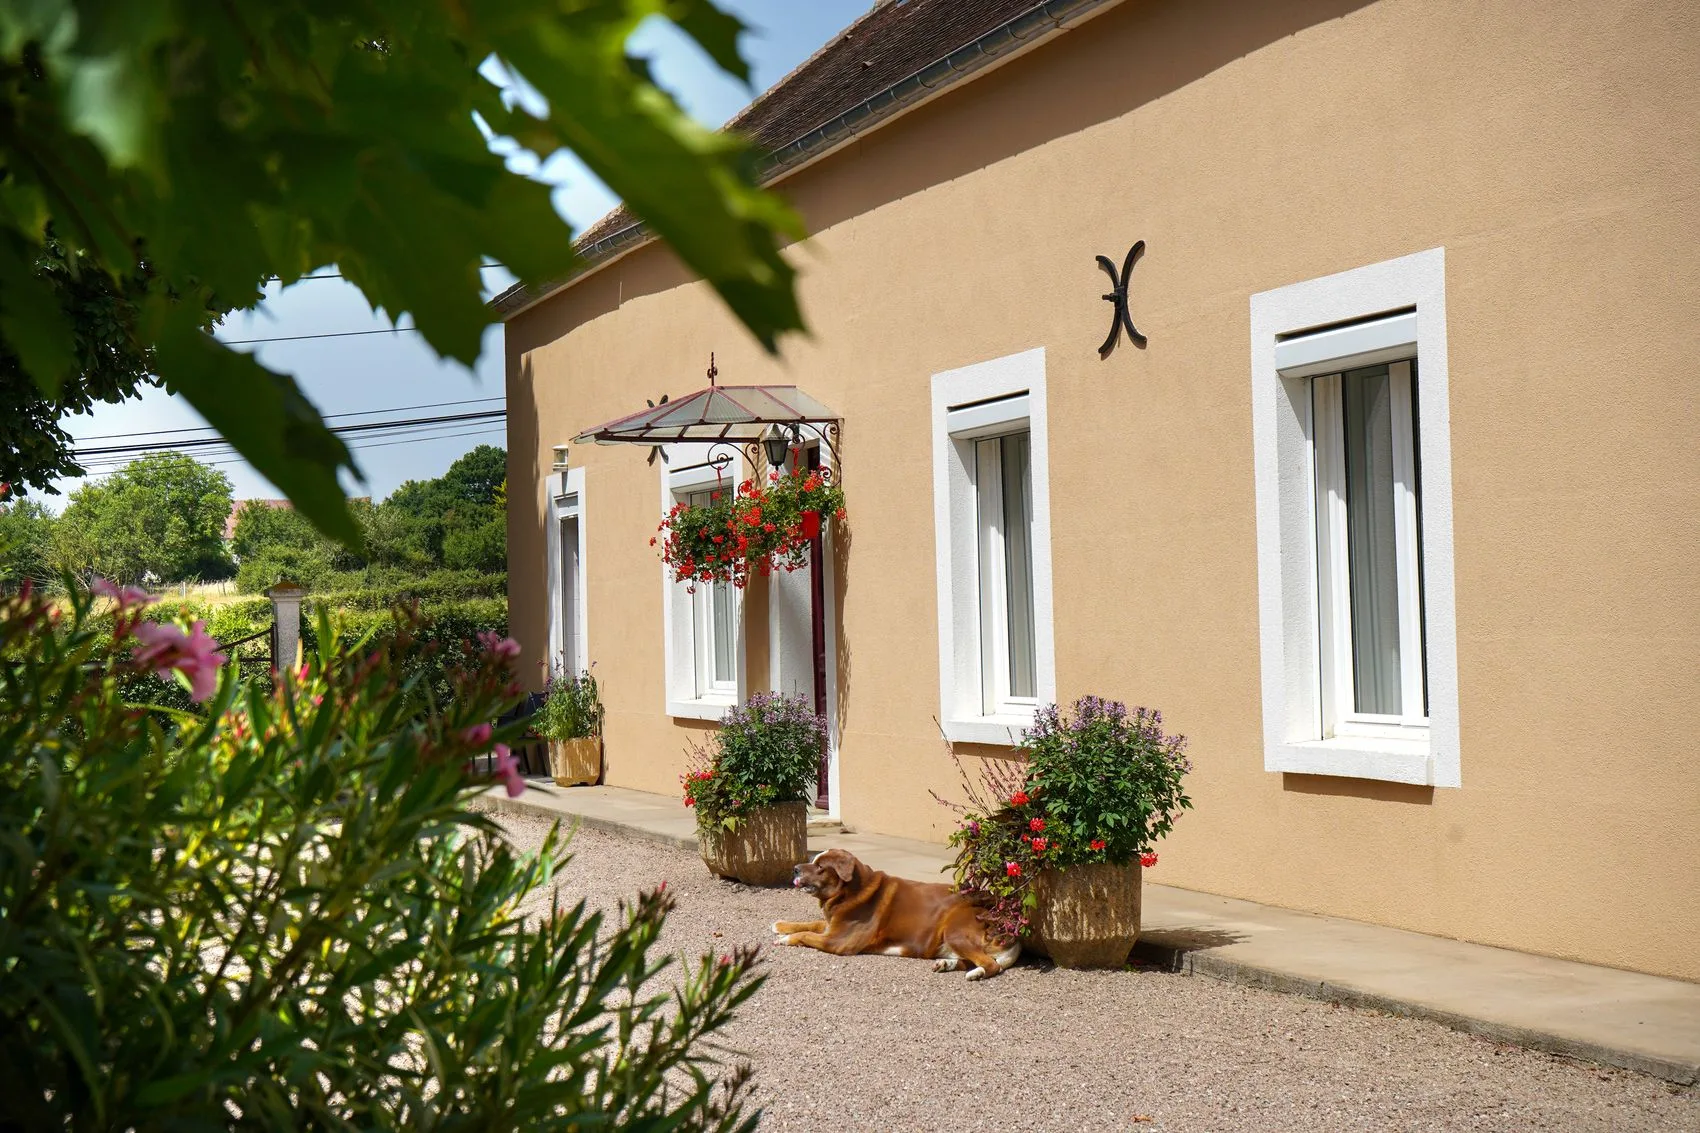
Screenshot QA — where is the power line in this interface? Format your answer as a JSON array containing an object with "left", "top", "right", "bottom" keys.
[
  {"left": 266, "top": 263, "right": 509, "bottom": 283},
  {"left": 73, "top": 409, "right": 507, "bottom": 458},
  {"left": 217, "top": 325, "right": 424, "bottom": 346},
  {"left": 178, "top": 426, "right": 509, "bottom": 470},
  {"left": 74, "top": 397, "right": 506, "bottom": 443}
]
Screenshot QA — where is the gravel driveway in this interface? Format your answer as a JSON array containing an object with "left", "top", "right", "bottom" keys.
[{"left": 502, "top": 814, "right": 1697, "bottom": 1132}]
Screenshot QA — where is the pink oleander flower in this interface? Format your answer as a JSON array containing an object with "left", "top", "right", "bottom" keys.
[
  {"left": 91, "top": 577, "right": 152, "bottom": 609},
  {"left": 131, "top": 620, "right": 226, "bottom": 702},
  {"left": 492, "top": 744, "right": 526, "bottom": 798},
  {"left": 461, "top": 722, "right": 493, "bottom": 748},
  {"left": 478, "top": 630, "right": 522, "bottom": 659}
]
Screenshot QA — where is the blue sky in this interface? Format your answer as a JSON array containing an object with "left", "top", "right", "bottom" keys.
[{"left": 49, "top": 1, "right": 868, "bottom": 510}]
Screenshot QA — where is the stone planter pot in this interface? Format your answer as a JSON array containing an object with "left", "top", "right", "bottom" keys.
[
  {"left": 1024, "top": 861, "right": 1142, "bottom": 969},
  {"left": 698, "top": 801, "right": 807, "bottom": 887},
  {"left": 548, "top": 737, "right": 601, "bottom": 787}
]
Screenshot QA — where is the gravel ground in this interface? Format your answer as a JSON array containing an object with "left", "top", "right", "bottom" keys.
[{"left": 503, "top": 815, "right": 1698, "bottom": 1132}]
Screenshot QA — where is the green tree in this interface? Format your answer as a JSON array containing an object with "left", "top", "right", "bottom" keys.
[
  {"left": 0, "top": 2, "right": 804, "bottom": 544},
  {"left": 0, "top": 240, "right": 221, "bottom": 497},
  {"left": 0, "top": 497, "right": 56, "bottom": 591},
  {"left": 442, "top": 504, "right": 506, "bottom": 574},
  {"left": 439, "top": 444, "right": 507, "bottom": 507},
  {"left": 53, "top": 453, "right": 234, "bottom": 584},
  {"left": 230, "top": 501, "right": 317, "bottom": 563}
]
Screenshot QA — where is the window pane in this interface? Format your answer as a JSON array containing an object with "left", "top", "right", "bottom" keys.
[
  {"left": 1343, "top": 366, "right": 1401, "bottom": 714},
  {"left": 712, "top": 580, "right": 734, "bottom": 683},
  {"left": 1002, "top": 432, "right": 1037, "bottom": 699}
]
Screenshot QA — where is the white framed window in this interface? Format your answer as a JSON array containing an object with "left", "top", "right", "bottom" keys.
[
  {"left": 546, "top": 465, "right": 588, "bottom": 674},
  {"left": 1250, "top": 248, "right": 1459, "bottom": 787},
  {"left": 661, "top": 454, "right": 744, "bottom": 719},
  {"left": 931, "top": 348, "right": 1055, "bottom": 745},
  {"left": 684, "top": 489, "right": 738, "bottom": 699}
]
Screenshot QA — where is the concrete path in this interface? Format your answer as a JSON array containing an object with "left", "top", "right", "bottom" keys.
[{"left": 477, "top": 780, "right": 1700, "bottom": 1087}]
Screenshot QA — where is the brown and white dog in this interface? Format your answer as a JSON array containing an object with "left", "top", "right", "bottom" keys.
[{"left": 772, "top": 848, "right": 1020, "bottom": 980}]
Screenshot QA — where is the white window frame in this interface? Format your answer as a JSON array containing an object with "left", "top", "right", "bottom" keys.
[
  {"left": 545, "top": 465, "right": 588, "bottom": 675},
  {"left": 973, "top": 433, "right": 1039, "bottom": 717},
  {"left": 1312, "top": 361, "right": 1427, "bottom": 741},
  {"left": 931, "top": 348, "right": 1055, "bottom": 746},
  {"left": 1250, "top": 248, "right": 1460, "bottom": 787},
  {"left": 660, "top": 453, "right": 745, "bottom": 720}
]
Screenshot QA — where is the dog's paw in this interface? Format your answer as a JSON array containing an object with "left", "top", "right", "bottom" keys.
[
  {"left": 772, "top": 934, "right": 793, "bottom": 946},
  {"left": 932, "top": 957, "right": 961, "bottom": 973},
  {"left": 770, "top": 922, "right": 783, "bottom": 935},
  {"left": 965, "top": 965, "right": 991, "bottom": 981}
]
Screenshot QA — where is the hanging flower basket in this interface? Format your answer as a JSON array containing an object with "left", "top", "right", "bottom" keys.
[{"left": 652, "top": 469, "right": 844, "bottom": 590}]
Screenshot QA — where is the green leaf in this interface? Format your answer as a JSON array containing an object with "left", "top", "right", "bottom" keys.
[{"left": 0, "top": 233, "right": 76, "bottom": 393}]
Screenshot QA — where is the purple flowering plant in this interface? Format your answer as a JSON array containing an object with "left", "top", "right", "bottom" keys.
[{"left": 683, "top": 692, "right": 825, "bottom": 833}]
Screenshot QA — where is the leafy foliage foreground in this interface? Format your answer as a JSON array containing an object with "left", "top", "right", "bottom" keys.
[{"left": 0, "top": 586, "right": 763, "bottom": 1129}]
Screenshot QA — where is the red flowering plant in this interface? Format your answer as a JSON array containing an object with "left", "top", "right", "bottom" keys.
[
  {"left": 935, "top": 697, "right": 1192, "bottom": 938},
  {"left": 654, "top": 468, "right": 845, "bottom": 592}
]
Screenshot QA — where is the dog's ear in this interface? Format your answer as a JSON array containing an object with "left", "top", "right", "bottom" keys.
[{"left": 827, "top": 851, "right": 857, "bottom": 884}]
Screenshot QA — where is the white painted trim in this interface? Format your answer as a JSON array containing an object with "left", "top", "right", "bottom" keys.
[
  {"left": 545, "top": 465, "right": 588, "bottom": 675},
  {"left": 931, "top": 348, "right": 1055, "bottom": 747},
  {"left": 1250, "top": 248, "right": 1459, "bottom": 787},
  {"left": 660, "top": 452, "right": 746, "bottom": 720},
  {"left": 1275, "top": 310, "right": 1417, "bottom": 377},
  {"left": 822, "top": 521, "right": 842, "bottom": 820},
  {"left": 948, "top": 393, "right": 1030, "bottom": 438}
]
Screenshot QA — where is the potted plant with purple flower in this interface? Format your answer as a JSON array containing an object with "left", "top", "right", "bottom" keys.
[
  {"left": 683, "top": 692, "right": 824, "bottom": 886},
  {"left": 941, "top": 696, "right": 1192, "bottom": 968}
]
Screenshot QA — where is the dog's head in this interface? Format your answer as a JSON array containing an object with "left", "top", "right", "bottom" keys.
[{"left": 792, "top": 848, "right": 861, "bottom": 901}]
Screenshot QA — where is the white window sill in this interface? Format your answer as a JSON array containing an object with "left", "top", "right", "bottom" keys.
[
  {"left": 1268, "top": 736, "right": 1434, "bottom": 785},
  {"left": 668, "top": 697, "right": 734, "bottom": 723},
  {"left": 941, "top": 713, "right": 1035, "bottom": 747}
]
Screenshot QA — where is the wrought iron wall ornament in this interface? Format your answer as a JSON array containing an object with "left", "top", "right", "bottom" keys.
[
  {"left": 643, "top": 393, "right": 671, "bottom": 465},
  {"left": 1096, "top": 240, "right": 1147, "bottom": 357}
]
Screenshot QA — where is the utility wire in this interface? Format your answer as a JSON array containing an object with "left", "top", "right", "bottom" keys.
[
  {"left": 76, "top": 420, "right": 507, "bottom": 467},
  {"left": 73, "top": 409, "right": 507, "bottom": 458},
  {"left": 266, "top": 263, "right": 509, "bottom": 283},
  {"left": 217, "top": 325, "right": 424, "bottom": 346},
  {"left": 172, "top": 426, "right": 510, "bottom": 470},
  {"left": 75, "top": 397, "right": 506, "bottom": 443}
]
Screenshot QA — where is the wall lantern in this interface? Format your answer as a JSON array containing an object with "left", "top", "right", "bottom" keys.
[{"left": 762, "top": 422, "right": 801, "bottom": 469}]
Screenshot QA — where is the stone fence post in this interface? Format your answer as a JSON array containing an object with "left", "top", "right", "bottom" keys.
[{"left": 265, "top": 580, "right": 306, "bottom": 672}]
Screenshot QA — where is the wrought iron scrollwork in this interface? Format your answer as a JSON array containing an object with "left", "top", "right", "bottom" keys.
[{"left": 1096, "top": 240, "right": 1147, "bottom": 357}]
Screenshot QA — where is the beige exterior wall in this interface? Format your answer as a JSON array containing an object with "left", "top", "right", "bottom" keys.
[{"left": 507, "top": 0, "right": 1700, "bottom": 980}]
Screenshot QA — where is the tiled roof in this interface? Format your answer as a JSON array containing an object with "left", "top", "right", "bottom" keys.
[
  {"left": 495, "top": 0, "right": 1110, "bottom": 315},
  {"left": 571, "top": 0, "right": 1049, "bottom": 249}
]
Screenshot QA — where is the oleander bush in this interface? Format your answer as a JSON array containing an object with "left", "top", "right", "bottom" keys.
[{"left": 0, "top": 582, "right": 763, "bottom": 1130}]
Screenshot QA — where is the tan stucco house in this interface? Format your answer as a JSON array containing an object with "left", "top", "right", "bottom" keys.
[{"left": 499, "top": 0, "right": 1700, "bottom": 982}]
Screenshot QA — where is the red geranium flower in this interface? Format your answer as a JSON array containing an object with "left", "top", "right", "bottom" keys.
[
  {"left": 1030, "top": 837, "right": 1048, "bottom": 852},
  {"left": 1029, "top": 817, "right": 1045, "bottom": 833},
  {"left": 1140, "top": 852, "right": 1158, "bottom": 868},
  {"left": 1090, "top": 839, "right": 1107, "bottom": 852},
  {"left": 1005, "top": 861, "right": 1022, "bottom": 878},
  {"left": 1010, "top": 791, "right": 1030, "bottom": 806}
]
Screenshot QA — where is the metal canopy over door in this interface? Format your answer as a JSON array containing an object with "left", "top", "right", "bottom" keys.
[{"left": 572, "top": 359, "right": 841, "bottom": 812}]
